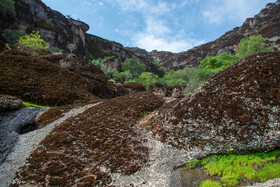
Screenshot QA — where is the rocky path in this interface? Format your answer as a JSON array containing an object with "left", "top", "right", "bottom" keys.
[{"left": 0, "top": 102, "right": 102, "bottom": 187}]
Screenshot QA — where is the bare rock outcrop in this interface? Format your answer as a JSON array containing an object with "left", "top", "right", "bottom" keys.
[{"left": 148, "top": 51, "right": 280, "bottom": 158}]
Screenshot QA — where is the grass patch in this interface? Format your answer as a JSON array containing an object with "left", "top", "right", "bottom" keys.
[
  {"left": 186, "top": 149, "right": 280, "bottom": 186},
  {"left": 200, "top": 180, "right": 222, "bottom": 187},
  {"left": 22, "top": 101, "right": 51, "bottom": 108}
]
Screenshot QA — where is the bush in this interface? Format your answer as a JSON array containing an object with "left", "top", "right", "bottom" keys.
[
  {"left": 113, "top": 70, "right": 133, "bottom": 83},
  {"left": 184, "top": 68, "right": 215, "bottom": 95},
  {"left": 0, "top": 0, "right": 16, "bottom": 18},
  {"left": 1, "top": 29, "right": 25, "bottom": 44},
  {"left": 237, "top": 35, "right": 271, "bottom": 59},
  {"left": 134, "top": 72, "right": 159, "bottom": 90},
  {"left": 121, "top": 58, "right": 146, "bottom": 78},
  {"left": 199, "top": 53, "right": 240, "bottom": 73},
  {"left": 46, "top": 19, "right": 54, "bottom": 26},
  {"left": 16, "top": 31, "right": 49, "bottom": 52},
  {"left": 161, "top": 67, "right": 191, "bottom": 86}
]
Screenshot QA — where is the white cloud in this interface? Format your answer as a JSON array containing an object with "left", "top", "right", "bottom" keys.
[
  {"left": 107, "top": 0, "right": 202, "bottom": 52},
  {"left": 134, "top": 33, "right": 204, "bottom": 52},
  {"left": 202, "top": 0, "right": 270, "bottom": 24},
  {"left": 133, "top": 16, "right": 204, "bottom": 52}
]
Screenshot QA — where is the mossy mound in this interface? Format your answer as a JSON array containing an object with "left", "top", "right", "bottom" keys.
[
  {"left": 0, "top": 54, "right": 99, "bottom": 106},
  {"left": 12, "top": 91, "right": 164, "bottom": 186},
  {"left": 148, "top": 51, "right": 280, "bottom": 156},
  {"left": 121, "top": 82, "right": 146, "bottom": 92}
]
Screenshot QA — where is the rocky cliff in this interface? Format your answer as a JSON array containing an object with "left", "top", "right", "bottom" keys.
[
  {"left": 0, "top": 0, "right": 164, "bottom": 76},
  {"left": 151, "top": 0, "right": 280, "bottom": 71}
]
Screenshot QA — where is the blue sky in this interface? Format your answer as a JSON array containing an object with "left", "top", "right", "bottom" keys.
[{"left": 42, "top": 0, "right": 274, "bottom": 53}]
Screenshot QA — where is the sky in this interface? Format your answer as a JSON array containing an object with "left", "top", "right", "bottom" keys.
[{"left": 41, "top": 0, "right": 274, "bottom": 53}]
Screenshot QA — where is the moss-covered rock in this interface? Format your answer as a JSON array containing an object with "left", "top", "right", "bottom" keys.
[
  {"left": 0, "top": 53, "right": 100, "bottom": 106},
  {"left": 148, "top": 51, "right": 280, "bottom": 157}
]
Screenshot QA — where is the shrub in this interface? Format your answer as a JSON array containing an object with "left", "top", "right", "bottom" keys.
[
  {"left": 134, "top": 72, "right": 159, "bottom": 90},
  {"left": 1, "top": 29, "right": 25, "bottom": 44},
  {"left": 0, "top": 0, "right": 16, "bottom": 18},
  {"left": 199, "top": 53, "right": 240, "bottom": 73},
  {"left": 121, "top": 58, "right": 146, "bottom": 78},
  {"left": 237, "top": 35, "right": 271, "bottom": 59},
  {"left": 184, "top": 68, "right": 215, "bottom": 95},
  {"left": 48, "top": 47, "right": 63, "bottom": 53},
  {"left": 16, "top": 31, "right": 49, "bottom": 52},
  {"left": 113, "top": 70, "right": 133, "bottom": 83},
  {"left": 46, "top": 19, "right": 54, "bottom": 26}
]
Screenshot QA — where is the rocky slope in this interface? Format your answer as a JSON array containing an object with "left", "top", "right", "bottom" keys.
[
  {"left": 0, "top": 48, "right": 133, "bottom": 106},
  {"left": 151, "top": 0, "right": 280, "bottom": 71},
  {"left": 148, "top": 51, "right": 280, "bottom": 158}
]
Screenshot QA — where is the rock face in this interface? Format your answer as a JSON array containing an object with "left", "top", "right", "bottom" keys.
[
  {"left": 0, "top": 0, "right": 164, "bottom": 76},
  {"left": 148, "top": 51, "right": 280, "bottom": 158},
  {"left": 0, "top": 95, "right": 22, "bottom": 112},
  {"left": 151, "top": 0, "right": 280, "bottom": 71}
]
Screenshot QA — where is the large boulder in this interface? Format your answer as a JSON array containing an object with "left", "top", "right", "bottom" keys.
[
  {"left": 0, "top": 53, "right": 100, "bottom": 106},
  {"left": 148, "top": 52, "right": 280, "bottom": 158},
  {"left": 0, "top": 107, "right": 46, "bottom": 165}
]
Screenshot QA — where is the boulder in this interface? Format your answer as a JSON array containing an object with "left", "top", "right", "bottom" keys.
[
  {"left": 0, "top": 107, "right": 46, "bottom": 165},
  {"left": 0, "top": 53, "right": 100, "bottom": 106},
  {"left": 148, "top": 52, "right": 280, "bottom": 158},
  {"left": 0, "top": 95, "right": 22, "bottom": 112}
]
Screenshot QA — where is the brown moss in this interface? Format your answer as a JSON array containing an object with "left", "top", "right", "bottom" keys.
[
  {"left": 0, "top": 53, "right": 100, "bottom": 106},
  {"left": 121, "top": 82, "right": 146, "bottom": 92},
  {"left": 148, "top": 51, "right": 280, "bottom": 152},
  {"left": 14, "top": 91, "right": 164, "bottom": 186}
]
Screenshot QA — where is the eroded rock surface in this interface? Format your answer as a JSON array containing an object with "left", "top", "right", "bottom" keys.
[{"left": 148, "top": 52, "right": 280, "bottom": 158}]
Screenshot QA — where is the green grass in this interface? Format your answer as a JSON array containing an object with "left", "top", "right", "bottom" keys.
[
  {"left": 22, "top": 101, "right": 51, "bottom": 108},
  {"left": 185, "top": 149, "right": 280, "bottom": 186},
  {"left": 200, "top": 180, "right": 222, "bottom": 187}
]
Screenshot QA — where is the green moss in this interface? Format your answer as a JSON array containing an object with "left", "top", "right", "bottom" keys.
[
  {"left": 185, "top": 159, "right": 201, "bottom": 169},
  {"left": 200, "top": 180, "right": 222, "bottom": 187},
  {"left": 22, "top": 101, "right": 51, "bottom": 108},
  {"left": 188, "top": 149, "right": 280, "bottom": 186}
]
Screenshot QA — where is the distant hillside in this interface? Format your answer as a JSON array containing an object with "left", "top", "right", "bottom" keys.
[{"left": 150, "top": 0, "right": 280, "bottom": 71}]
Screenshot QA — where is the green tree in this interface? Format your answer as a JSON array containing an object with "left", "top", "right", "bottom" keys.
[
  {"left": 161, "top": 68, "right": 191, "bottom": 86},
  {"left": 134, "top": 72, "right": 159, "bottom": 90},
  {"left": 0, "top": 0, "right": 16, "bottom": 18},
  {"left": 113, "top": 70, "right": 133, "bottom": 83},
  {"left": 121, "top": 59, "right": 147, "bottom": 78},
  {"left": 199, "top": 53, "right": 240, "bottom": 73},
  {"left": 16, "top": 31, "right": 49, "bottom": 52},
  {"left": 237, "top": 35, "right": 271, "bottom": 59},
  {"left": 1, "top": 29, "right": 25, "bottom": 44}
]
